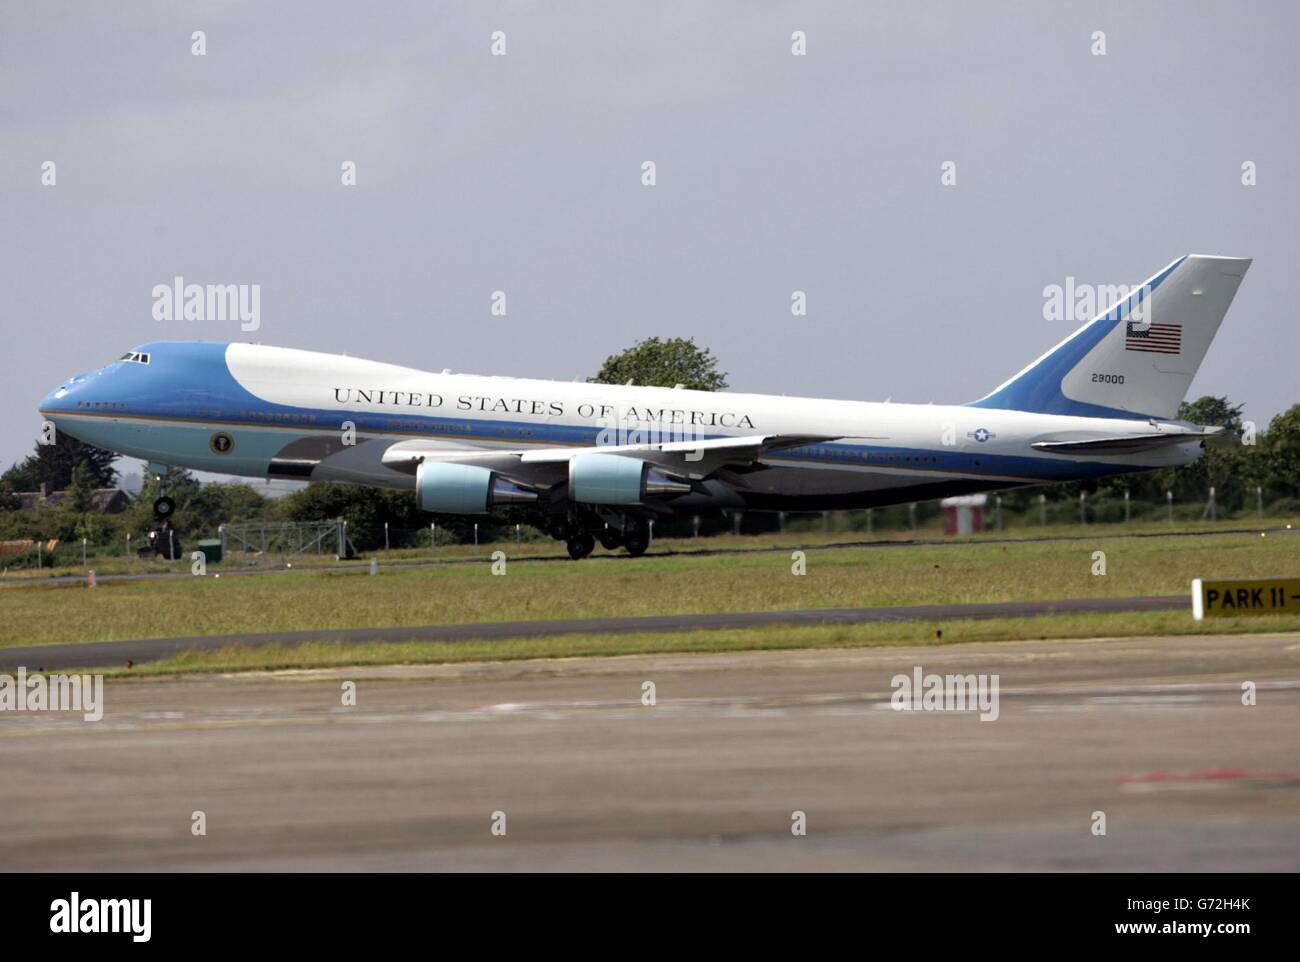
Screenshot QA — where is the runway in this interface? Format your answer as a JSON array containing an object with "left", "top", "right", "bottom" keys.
[
  {"left": 0, "top": 594, "right": 1186, "bottom": 670},
  {"left": 2, "top": 631, "right": 1297, "bottom": 870}
]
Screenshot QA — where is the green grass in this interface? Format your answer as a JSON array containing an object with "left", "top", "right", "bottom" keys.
[
  {"left": 2, "top": 516, "right": 1292, "bottom": 580},
  {"left": 3, "top": 529, "right": 1298, "bottom": 649},
  {"left": 96, "top": 611, "right": 1300, "bottom": 677}
]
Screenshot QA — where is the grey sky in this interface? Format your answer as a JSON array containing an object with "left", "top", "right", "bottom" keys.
[{"left": 3, "top": 1, "right": 1297, "bottom": 473}]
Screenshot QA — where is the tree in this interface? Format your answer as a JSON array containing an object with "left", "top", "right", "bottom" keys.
[
  {"left": 64, "top": 463, "right": 96, "bottom": 514},
  {"left": 1, "top": 433, "right": 118, "bottom": 491},
  {"left": 1264, "top": 404, "right": 1300, "bottom": 500},
  {"left": 1178, "top": 395, "right": 1245, "bottom": 434},
  {"left": 1158, "top": 395, "right": 1250, "bottom": 508},
  {"left": 589, "top": 337, "right": 728, "bottom": 391}
]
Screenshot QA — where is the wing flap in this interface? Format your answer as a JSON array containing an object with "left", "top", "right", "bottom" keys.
[{"left": 381, "top": 434, "right": 838, "bottom": 482}]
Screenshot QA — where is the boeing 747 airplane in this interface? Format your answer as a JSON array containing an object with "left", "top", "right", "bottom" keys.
[{"left": 39, "top": 254, "right": 1250, "bottom": 558}]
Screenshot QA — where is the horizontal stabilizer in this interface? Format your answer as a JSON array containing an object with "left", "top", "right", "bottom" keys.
[{"left": 1030, "top": 427, "right": 1221, "bottom": 455}]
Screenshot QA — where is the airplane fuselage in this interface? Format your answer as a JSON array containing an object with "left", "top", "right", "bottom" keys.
[{"left": 40, "top": 341, "right": 1200, "bottom": 513}]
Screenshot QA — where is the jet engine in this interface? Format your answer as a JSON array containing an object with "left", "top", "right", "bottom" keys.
[
  {"left": 416, "top": 461, "right": 537, "bottom": 514},
  {"left": 568, "top": 452, "right": 691, "bottom": 505}
]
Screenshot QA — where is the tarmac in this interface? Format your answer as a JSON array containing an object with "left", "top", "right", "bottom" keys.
[{"left": 2, "top": 631, "right": 1297, "bottom": 870}]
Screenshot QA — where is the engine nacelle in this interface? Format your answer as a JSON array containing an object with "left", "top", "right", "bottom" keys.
[
  {"left": 568, "top": 452, "right": 691, "bottom": 505},
  {"left": 416, "top": 461, "right": 537, "bottom": 514}
]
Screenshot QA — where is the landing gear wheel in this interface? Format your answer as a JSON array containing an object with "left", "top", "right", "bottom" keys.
[
  {"left": 621, "top": 521, "right": 650, "bottom": 557},
  {"left": 153, "top": 496, "right": 176, "bottom": 520},
  {"left": 566, "top": 532, "right": 596, "bottom": 560},
  {"left": 598, "top": 528, "right": 622, "bottom": 551}
]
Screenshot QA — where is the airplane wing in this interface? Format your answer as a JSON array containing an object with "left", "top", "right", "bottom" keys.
[{"left": 380, "top": 434, "right": 837, "bottom": 484}]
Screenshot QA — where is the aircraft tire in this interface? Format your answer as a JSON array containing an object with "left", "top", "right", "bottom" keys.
[{"left": 566, "top": 533, "right": 595, "bottom": 560}]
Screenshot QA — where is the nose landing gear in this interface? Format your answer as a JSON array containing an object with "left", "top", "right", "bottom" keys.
[{"left": 148, "top": 463, "right": 177, "bottom": 520}]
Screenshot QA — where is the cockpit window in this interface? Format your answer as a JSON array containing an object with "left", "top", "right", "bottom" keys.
[{"left": 118, "top": 352, "right": 151, "bottom": 364}]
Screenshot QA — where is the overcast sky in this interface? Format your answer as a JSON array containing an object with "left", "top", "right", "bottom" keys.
[{"left": 3, "top": 1, "right": 1297, "bottom": 475}]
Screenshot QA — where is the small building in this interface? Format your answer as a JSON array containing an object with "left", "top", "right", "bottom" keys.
[
  {"left": 941, "top": 494, "right": 987, "bottom": 535},
  {"left": 13, "top": 482, "right": 130, "bottom": 514}
]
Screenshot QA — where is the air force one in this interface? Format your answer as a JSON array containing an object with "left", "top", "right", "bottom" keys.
[{"left": 39, "top": 255, "right": 1250, "bottom": 559}]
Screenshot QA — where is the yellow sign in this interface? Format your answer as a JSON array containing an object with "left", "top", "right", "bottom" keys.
[{"left": 1192, "top": 577, "right": 1300, "bottom": 620}]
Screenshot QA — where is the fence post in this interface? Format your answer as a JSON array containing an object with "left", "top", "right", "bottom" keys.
[
  {"left": 1257, "top": 485, "right": 1264, "bottom": 518},
  {"left": 693, "top": 515, "right": 701, "bottom": 541},
  {"left": 1166, "top": 490, "right": 1173, "bottom": 523},
  {"left": 908, "top": 503, "right": 917, "bottom": 531},
  {"left": 1079, "top": 492, "right": 1087, "bottom": 526},
  {"left": 1039, "top": 493, "right": 1046, "bottom": 527},
  {"left": 384, "top": 521, "right": 389, "bottom": 552},
  {"left": 866, "top": 508, "right": 873, "bottom": 534},
  {"left": 82, "top": 537, "right": 87, "bottom": 567},
  {"left": 1207, "top": 485, "right": 1217, "bottom": 522},
  {"left": 995, "top": 495, "right": 1002, "bottom": 531},
  {"left": 1124, "top": 489, "right": 1130, "bottom": 524},
  {"left": 431, "top": 522, "right": 436, "bottom": 557}
]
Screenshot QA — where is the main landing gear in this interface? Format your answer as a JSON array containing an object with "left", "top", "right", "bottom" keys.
[
  {"left": 566, "top": 532, "right": 596, "bottom": 560},
  {"left": 621, "top": 521, "right": 650, "bottom": 558},
  {"left": 550, "top": 514, "right": 651, "bottom": 559}
]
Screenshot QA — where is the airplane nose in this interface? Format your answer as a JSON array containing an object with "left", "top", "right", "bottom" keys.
[
  {"left": 39, "top": 383, "right": 74, "bottom": 413},
  {"left": 38, "top": 375, "right": 86, "bottom": 419}
]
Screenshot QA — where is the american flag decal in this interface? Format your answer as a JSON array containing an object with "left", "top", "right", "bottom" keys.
[{"left": 1125, "top": 320, "right": 1182, "bottom": 354}]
